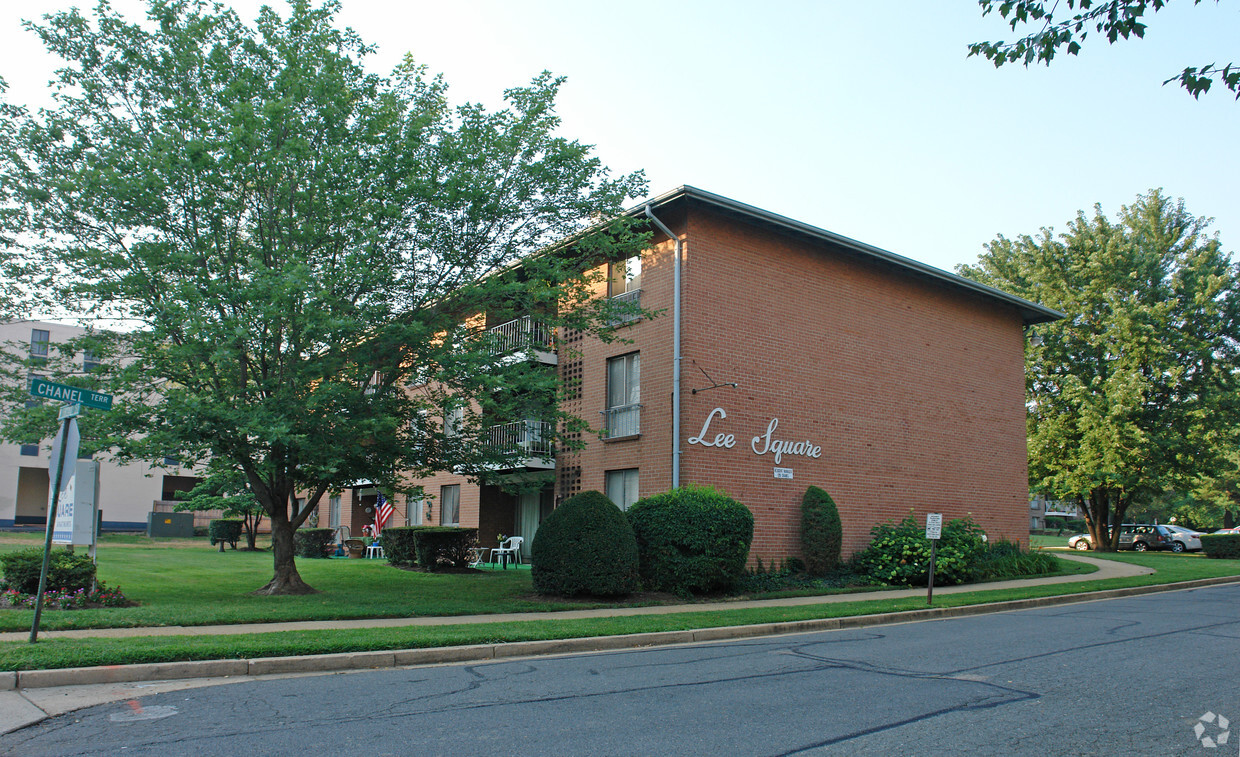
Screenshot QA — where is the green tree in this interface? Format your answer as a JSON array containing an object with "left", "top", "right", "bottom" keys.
[
  {"left": 0, "top": 0, "right": 647, "bottom": 594},
  {"left": 959, "top": 190, "right": 1240, "bottom": 551},
  {"left": 970, "top": 1, "right": 1238, "bottom": 99},
  {"left": 800, "top": 485, "right": 843, "bottom": 575},
  {"left": 175, "top": 465, "right": 266, "bottom": 550}
]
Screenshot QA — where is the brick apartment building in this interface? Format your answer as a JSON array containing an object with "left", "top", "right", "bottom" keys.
[{"left": 320, "top": 186, "right": 1060, "bottom": 564}]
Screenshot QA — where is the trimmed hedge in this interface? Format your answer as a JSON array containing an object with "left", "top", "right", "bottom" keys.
[
  {"left": 852, "top": 514, "right": 986, "bottom": 586},
  {"left": 294, "top": 528, "right": 335, "bottom": 559},
  {"left": 800, "top": 486, "right": 843, "bottom": 575},
  {"left": 412, "top": 527, "right": 478, "bottom": 570},
  {"left": 626, "top": 485, "right": 754, "bottom": 595},
  {"left": 0, "top": 548, "right": 97, "bottom": 594},
  {"left": 379, "top": 527, "right": 425, "bottom": 567},
  {"left": 208, "top": 519, "right": 243, "bottom": 550},
  {"left": 531, "top": 490, "right": 639, "bottom": 597},
  {"left": 1201, "top": 533, "right": 1240, "bottom": 559}
]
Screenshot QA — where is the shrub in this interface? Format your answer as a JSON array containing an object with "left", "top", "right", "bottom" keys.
[
  {"left": 293, "top": 528, "right": 335, "bottom": 559},
  {"left": 800, "top": 486, "right": 843, "bottom": 575},
  {"left": 967, "top": 539, "right": 1060, "bottom": 581},
  {"left": 531, "top": 490, "right": 639, "bottom": 597},
  {"left": 626, "top": 485, "right": 754, "bottom": 595},
  {"left": 380, "top": 527, "right": 424, "bottom": 567},
  {"left": 208, "top": 519, "right": 243, "bottom": 550},
  {"left": 852, "top": 514, "right": 986, "bottom": 586},
  {"left": 412, "top": 527, "right": 478, "bottom": 570},
  {"left": 0, "top": 548, "right": 97, "bottom": 595},
  {"left": 1201, "top": 534, "right": 1240, "bottom": 559}
]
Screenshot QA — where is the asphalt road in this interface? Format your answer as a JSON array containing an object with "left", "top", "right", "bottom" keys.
[{"left": 4, "top": 584, "right": 1239, "bottom": 756}]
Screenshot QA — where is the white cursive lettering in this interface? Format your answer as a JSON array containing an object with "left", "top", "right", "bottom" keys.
[{"left": 688, "top": 407, "right": 736, "bottom": 449}]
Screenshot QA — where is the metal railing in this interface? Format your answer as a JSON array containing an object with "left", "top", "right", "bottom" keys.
[
  {"left": 607, "top": 289, "right": 642, "bottom": 325},
  {"left": 486, "top": 420, "right": 554, "bottom": 460},
  {"left": 601, "top": 403, "right": 642, "bottom": 438},
  {"left": 487, "top": 316, "right": 552, "bottom": 354}
]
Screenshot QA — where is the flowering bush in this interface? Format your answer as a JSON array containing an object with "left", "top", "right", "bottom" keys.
[
  {"left": 851, "top": 514, "right": 986, "bottom": 586},
  {"left": 0, "top": 582, "right": 129, "bottom": 610}
]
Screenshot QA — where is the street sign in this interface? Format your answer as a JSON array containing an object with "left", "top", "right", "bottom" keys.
[
  {"left": 29, "top": 377, "right": 112, "bottom": 411},
  {"left": 925, "top": 513, "right": 943, "bottom": 540},
  {"left": 57, "top": 403, "right": 81, "bottom": 420}
]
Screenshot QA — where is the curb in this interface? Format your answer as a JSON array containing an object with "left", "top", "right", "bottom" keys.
[{"left": 10, "top": 574, "right": 1239, "bottom": 690}]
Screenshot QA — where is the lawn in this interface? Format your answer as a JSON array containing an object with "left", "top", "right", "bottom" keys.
[{"left": 2, "top": 535, "right": 1238, "bottom": 672}]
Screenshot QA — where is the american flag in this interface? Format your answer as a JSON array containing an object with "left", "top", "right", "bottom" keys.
[{"left": 375, "top": 493, "right": 393, "bottom": 537}]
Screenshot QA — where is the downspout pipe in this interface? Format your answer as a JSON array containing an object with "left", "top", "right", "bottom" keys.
[{"left": 643, "top": 205, "right": 682, "bottom": 488}]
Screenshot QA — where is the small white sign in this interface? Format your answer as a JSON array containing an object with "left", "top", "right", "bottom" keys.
[
  {"left": 54, "top": 461, "right": 99, "bottom": 545},
  {"left": 925, "top": 513, "right": 943, "bottom": 540},
  {"left": 773, "top": 467, "right": 794, "bottom": 480}
]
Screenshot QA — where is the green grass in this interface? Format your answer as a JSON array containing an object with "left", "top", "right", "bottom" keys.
[
  {"left": 1030, "top": 534, "right": 1072, "bottom": 549},
  {"left": 3, "top": 535, "right": 1238, "bottom": 672}
]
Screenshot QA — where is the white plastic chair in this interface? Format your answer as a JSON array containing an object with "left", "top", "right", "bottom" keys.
[{"left": 489, "top": 536, "right": 524, "bottom": 568}]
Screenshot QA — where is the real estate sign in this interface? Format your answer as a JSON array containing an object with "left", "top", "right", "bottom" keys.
[{"left": 53, "top": 460, "right": 99, "bottom": 545}]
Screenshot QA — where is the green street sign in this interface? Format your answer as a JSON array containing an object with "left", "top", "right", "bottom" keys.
[{"left": 29, "top": 377, "right": 113, "bottom": 411}]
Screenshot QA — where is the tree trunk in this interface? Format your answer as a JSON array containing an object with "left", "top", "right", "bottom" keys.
[
  {"left": 254, "top": 512, "right": 317, "bottom": 595},
  {"left": 243, "top": 511, "right": 260, "bottom": 550}
]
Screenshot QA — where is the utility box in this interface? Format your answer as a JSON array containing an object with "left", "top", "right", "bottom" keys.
[{"left": 147, "top": 511, "right": 195, "bottom": 538}]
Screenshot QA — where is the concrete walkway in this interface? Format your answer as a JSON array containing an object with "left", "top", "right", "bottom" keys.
[
  {"left": 6, "top": 554, "right": 1233, "bottom": 737},
  {"left": 0, "top": 553, "right": 1148, "bottom": 644}
]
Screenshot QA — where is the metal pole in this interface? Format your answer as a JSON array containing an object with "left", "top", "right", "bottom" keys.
[
  {"left": 926, "top": 539, "right": 938, "bottom": 605},
  {"left": 30, "top": 417, "right": 72, "bottom": 643}
]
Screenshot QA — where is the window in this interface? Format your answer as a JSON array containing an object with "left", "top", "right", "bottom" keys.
[
  {"left": 163, "top": 456, "right": 179, "bottom": 467},
  {"left": 20, "top": 444, "right": 39, "bottom": 457},
  {"left": 444, "top": 405, "right": 464, "bottom": 437},
  {"left": 82, "top": 350, "right": 102, "bottom": 373},
  {"left": 407, "top": 497, "right": 424, "bottom": 526},
  {"left": 30, "top": 329, "right": 49, "bottom": 358},
  {"left": 329, "top": 495, "right": 341, "bottom": 528},
  {"left": 604, "top": 352, "right": 640, "bottom": 438},
  {"left": 607, "top": 255, "right": 642, "bottom": 297},
  {"left": 440, "top": 485, "right": 460, "bottom": 526},
  {"left": 605, "top": 469, "right": 640, "bottom": 511}
]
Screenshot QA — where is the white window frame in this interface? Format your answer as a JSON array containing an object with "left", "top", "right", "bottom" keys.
[
  {"left": 604, "top": 352, "right": 641, "bottom": 438},
  {"left": 328, "top": 495, "right": 341, "bottom": 528},
  {"left": 407, "top": 497, "right": 424, "bottom": 526},
  {"left": 605, "top": 469, "right": 640, "bottom": 511},
  {"left": 440, "top": 484, "right": 460, "bottom": 526}
]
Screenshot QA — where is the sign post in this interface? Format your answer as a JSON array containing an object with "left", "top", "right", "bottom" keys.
[
  {"left": 27, "top": 379, "right": 112, "bottom": 643},
  {"left": 925, "top": 513, "right": 942, "bottom": 605}
]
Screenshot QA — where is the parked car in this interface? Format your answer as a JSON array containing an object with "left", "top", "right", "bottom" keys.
[
  {"left": 1212, "top": 528, "right": 1240, "bottom": 535},
  {"left": 1066, "top": 524, "right": 1173, "bottom": 552},
  {"left": 1161, "top": 525, "right": 1204, "bottom": 552}
]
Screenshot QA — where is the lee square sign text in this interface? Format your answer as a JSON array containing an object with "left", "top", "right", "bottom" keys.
[{"left": 687, "top": 407, "right": 822, "bottom": 464}]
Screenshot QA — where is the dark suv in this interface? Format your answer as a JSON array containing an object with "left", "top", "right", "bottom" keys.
[{"left": 1117, "top": 524, "right": 1173, "bottom": 551}]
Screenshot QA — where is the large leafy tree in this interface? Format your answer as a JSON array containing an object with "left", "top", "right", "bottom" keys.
[
  {"left": 959, "top": 190, "right": 1240, "bottom": 550},
  {"left": 970, "top": 1, "right": 1238, "bottom": 99},
  {"left": 0, "top": 0, "right": 647, "bottom": 593}
]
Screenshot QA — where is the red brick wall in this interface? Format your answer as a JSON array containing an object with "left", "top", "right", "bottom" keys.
[{"left": 677, "top": 207, "right": 1029, "bottom": 560}]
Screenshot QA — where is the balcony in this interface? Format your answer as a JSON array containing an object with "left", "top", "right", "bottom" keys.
[
  {"left": 485, "top": 420, "right": 555, "bottom": 470},
  {"left": 607, "top": 289, "right": 642, "bottom": 327},
  {"left": 487, "top": 316, "right": 556, "bottom": 365},
  {"left": 601, "top": 403, "right": 641, "bottom": 439}
]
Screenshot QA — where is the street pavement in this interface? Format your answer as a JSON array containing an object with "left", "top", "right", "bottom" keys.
[{"left": 2, "top": 582, "right": 1237, "bottom": 756}]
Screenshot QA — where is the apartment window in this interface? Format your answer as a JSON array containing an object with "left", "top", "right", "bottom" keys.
[
  {"left": 440, "top": 485, "right": 460, "bottom": 526},
  {"left": 605, "top": 469, "right": 640, "bottom": 511},
  {"left": 608, "top": 255, "right": 642, "bottom": 297},
  {"left": 30, "top": 329, "right": 50, "bottom": 358},
  {"left": 604, "top": 352, "right": 640, "bottom": 438},
  {"left": 328, "top": 495, "right": 341, "bottom": 528},
  {"left": 444, "top": 405, "right": 464, "bottom": 437},
  {"left": 82, "top": 350, "right": 103, "bottom": 373},
  {"left": 407, "top": 497, "right": 424, "bottom": 526},
  {"left": 20, "top": 444, "right": 39, "bottom": 456},
  {"left": 163, "top": 456, "right": 179, "bottom": 467}
]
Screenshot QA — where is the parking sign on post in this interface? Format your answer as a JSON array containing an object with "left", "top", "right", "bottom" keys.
[{"left": 925, "top": 513, "right": 943, "bottom": 604}]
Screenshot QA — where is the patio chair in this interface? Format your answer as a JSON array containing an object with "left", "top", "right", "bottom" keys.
[{"left": 489, "top": 536, "right": 524, "bottom": 568}]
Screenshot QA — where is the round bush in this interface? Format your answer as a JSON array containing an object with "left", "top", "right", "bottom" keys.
[
  {"left": 800, "top": 486, "right": 843, "bottom": 575},
  {"left": 531, "top": 490, "right": 639, "bottom": 597},
  {"left": 626, "top": 485, "right": 754, "bottom": 595},
  {"left": 293, "top": 528, "right": 335, "bottom": 559},
  {"left": 209, "top": 519, "right": 243, "bottom": 548},
  {"left": 851, "top": 514, "right": 985, "bottom": 586},
  {"left": 0, "top": 548, "right": 97, "bottom": 594}
]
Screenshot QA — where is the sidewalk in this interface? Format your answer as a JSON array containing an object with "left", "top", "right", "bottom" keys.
[{"left": 4, "top": 554, "right": 1236, "bottom": 736}]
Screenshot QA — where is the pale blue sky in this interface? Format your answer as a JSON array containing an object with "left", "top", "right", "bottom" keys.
[{"left": 2, "top": 0, "right": 1236, "bottom": 273}]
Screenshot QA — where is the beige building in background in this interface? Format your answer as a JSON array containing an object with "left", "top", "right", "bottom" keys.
[{"left": 0, "top": 320, "right": 199, "bottom": 530}]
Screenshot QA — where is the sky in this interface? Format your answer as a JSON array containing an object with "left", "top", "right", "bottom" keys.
[{"left": 1, "top": 0, "right": 1237, "bottom": 275}]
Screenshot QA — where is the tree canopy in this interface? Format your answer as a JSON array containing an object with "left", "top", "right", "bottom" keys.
[
  {"left": 0, "top": 0, "right": 648, "bottom": 593},
  {"left": 970, "top": 1, "right": 1238, "bottom": 99},
  {"left": 959, "top": 189, "right": 1240, "bottom": 549}
]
